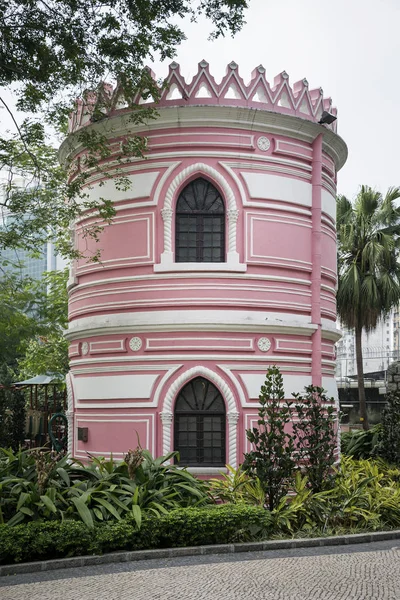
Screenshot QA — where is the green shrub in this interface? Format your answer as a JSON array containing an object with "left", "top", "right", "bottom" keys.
[
  {"left": 209, "top": 464, "right": 265, "bottom": 506},
  {"left": 0, "top": 504, "right": 272, "bottom": 564},
  {"left": 153, "top": 505, "right": 272, "bottom": 546},
  {"left": 291, "top": 386, "right": 337, "bottom": 492},
  {"left": 0, "top": 521, "right": 95, "bottom": 564},
  {"left": 375, "top": 391, "right": 400, "bottom": 465},
  {"left": 269, "top": 457, "right": 400, "bottom": 535},
  {"left": 243, "top": 366, "right": 295, "bottom": 511},
  {"left": 243, "top": 367, "right": 339, "bottom": 504},
  {"left": 340, "top": 424, "right": 382, "bottom": 459},
  {"left": 0, "top": 367, "right": 26, "bottom": 450},
  {"left": 3, "top": 458, "right": 400, "bottom": 565},
  {"left": 0, "top": 447, "right": 211, "bottom": 527}
]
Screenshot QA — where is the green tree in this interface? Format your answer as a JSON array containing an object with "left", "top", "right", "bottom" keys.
[
  {"left": 0, "top": 364, "right": 26, "bottom": 449},
  {"left": 0, "top": 272, "right": 41, "bottom": 371},
  {"left": 337, "top": 186, "right": 400, "bottom": 430},
  {"left": 243, "top": 366, "right": 295, "bottom": 511},
  {"left": 18, "top": 269, "right": 69, "bottom": 378},
  {"left": 0, "top": 268, "right": 69, "bottom": 377},
  {"left": 291, "top": 386, "right": 337, "bottom": 492},
  {"left": 0, "top": 0, "right": 249, "bottom": 257}
]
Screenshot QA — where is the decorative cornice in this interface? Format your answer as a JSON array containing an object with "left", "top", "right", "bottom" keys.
[{"left": 59, "top": 105, "right": 347, "bottom": 172}]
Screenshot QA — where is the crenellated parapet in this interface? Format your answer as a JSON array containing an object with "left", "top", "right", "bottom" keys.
[{"left": 67, "top": 60, "right": 338, "bottom": 134}]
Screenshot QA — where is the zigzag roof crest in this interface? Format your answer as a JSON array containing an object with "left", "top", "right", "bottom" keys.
[{"left": 68, "top": 61, "right": 338, "bottom": 134}]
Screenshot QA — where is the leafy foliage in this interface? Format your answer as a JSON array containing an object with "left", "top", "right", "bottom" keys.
[
  {"left": 337, "top": 187, "right": 400, "bottom": 429},
  {"left": 153, "top": 504, "right": 272, "bottom": 547},
  {"left": 0, "top": 447, "right": 211, "bottom": 528},
  {"left": 0, "top": 365, "right": 26, "bottom": 450},
  {"left": 209, "top": 464, "right": 265, "bottom": 506},
  {"left": 341, "top": 424, "right": 383, "bottom": 459},
  {"left": 3, "top": 458, "right": 400, "bottom": 565},
  {"left": 375, "top": 391, "right": 400, "bottom": 465},
  {"left": 0, "top": 272, "right": 43, "bottom": 372},
  {"left": 0, "top": 268, "right": 69, "bottom": 377},
  {"left": 1, "top": 0, "right": 248, "bottom": 109},
  {"left": 17, "top": 269, "right": 69, "bottom": 378},
  {"left": 267, "top": 457, "right": 400, "bottom": 536},
  {"left": 0, "top": 0, "right": 249, "bottom": 258},
  {"left": 243, "top": 366, "right": 295, "bottom": 511},
  {"left": 0, "top": 504, "right": 271, "bottom": 564},
  {"left": 291, "top": 386, "right": 337, "bottom": 492}
]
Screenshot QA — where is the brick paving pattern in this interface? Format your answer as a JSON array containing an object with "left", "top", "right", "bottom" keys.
[{"left": 1, "top": 540, "right": 400, "bottom": 599}]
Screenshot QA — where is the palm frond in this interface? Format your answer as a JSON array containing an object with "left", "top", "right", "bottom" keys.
[{"left": 337, "top": 186, "right": 400, "bottom": 331}]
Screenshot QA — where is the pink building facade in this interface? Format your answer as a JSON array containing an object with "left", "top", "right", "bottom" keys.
[{"left": 61, "top": 61, "right": 347, "bottom": 473}]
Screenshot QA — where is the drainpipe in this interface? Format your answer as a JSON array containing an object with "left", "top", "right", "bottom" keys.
[{"left": 311, "top": 133, "right": 323, "bottom": 387}]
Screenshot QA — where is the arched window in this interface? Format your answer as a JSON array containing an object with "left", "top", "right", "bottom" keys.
[
  {"left": 175, "top": 178, "right": 225, "bottom": 263},
  {"left": 174, "top": 377, "right": 226, "bottom": 466}
]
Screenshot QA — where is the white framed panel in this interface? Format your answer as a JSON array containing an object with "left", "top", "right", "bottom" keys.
[
  {"left": 240, "top": 373, "right": 312, "bottom": 399},
  {"left": 322, "top": 189, "right": 336, "bottom": 222},
  {"left": 74, "top": 374, "right": 159, "bottom": 400},
  {"left": 242, "top": 172, "right": 312, "bottom": 206},
  {"left": 81, "top": 172, "right": 159, "bottom": 205}
]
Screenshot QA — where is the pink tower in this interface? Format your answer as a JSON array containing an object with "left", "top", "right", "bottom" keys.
[{"left": 61, "top": 61, "right": 347, "bottom": 474}]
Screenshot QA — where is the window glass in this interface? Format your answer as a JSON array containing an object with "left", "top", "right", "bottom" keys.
[
  {"left": 175, "top": 178, "right": 225, "bottom": 263},
  {"left": 174, "top": 377, "right": 226, "bottom": 466}
]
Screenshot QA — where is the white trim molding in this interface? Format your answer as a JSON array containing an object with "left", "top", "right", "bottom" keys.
[
  {"left": 227, "top": 411, "right": 240, "bottom": 467},
  {"left": 161, "top": 365, "right": 239, "bottom": 468},
  {"left": 65, "top": 310, "right": 318, "bottom": 340},
  {"left": 162, "top": 366, "right": 238, "bottom": 414},
  {"left": 160, "top": 411, "right": 174, "bottom": 460},
  {"left": 155, "top": 162, "right": 246, "bottom": 273},
  {"left": 65, "top": 372, "right": 75, "bottom": 456}
]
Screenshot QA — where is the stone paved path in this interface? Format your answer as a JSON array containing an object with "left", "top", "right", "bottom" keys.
[{"left": 1, "top": 540, "right": 400, "bottom": 599}]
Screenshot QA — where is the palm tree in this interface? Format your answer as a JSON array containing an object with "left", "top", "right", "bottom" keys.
[{"left": 337, "top": 186, "right": 400, "bottom": 430}]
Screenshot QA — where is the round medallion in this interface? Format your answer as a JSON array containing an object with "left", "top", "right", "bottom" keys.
[
  {"left": 257, "top": 136, "right": 271, "bottom": 152},
  {"left": 258, "top": 337, "right": 271, "bottom": 352},
  {"left": 129, "top": 337, "right": 142, "bottom": 352},
  {"left": 81, "top": 342, "right": 89, "bottom": 355}
]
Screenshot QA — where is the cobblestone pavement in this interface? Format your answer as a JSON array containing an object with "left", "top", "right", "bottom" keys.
[{"left": 1, "top": 540, "right": 400, "bottom": 600}]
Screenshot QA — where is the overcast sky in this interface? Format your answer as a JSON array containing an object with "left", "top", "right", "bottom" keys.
[{"left": 149, "top": 0, "right": 400, "bottom": 199}]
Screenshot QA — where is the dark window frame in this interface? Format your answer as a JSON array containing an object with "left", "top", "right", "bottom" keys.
[
  {"left": 174, "top": 377, "right": 226, "bottom": 467},
  {"left": 175, "top": 178, "right": 225, "bottom": 263}
]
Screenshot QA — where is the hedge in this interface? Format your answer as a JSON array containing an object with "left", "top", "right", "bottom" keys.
[{"left": 0, "top": 505, "right": 272, "bottom": 565}]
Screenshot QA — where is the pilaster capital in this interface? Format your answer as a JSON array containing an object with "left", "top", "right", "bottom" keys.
[
  {"left": 161, "top": 208, "right": 174, "bottom": 222},
  {"left": 227, "top": 209, "right": 239, "bottom": 223},
  {"left": 227, "top": 411, "right": 240, "bottom": 425},
  {"left": 160, "top": 412, "right": 173, "bottom": 424}
]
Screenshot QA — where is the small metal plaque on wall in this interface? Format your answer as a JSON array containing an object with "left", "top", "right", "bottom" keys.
[{"left": 77, "top": 427, "right": 88, "bottom": 442}]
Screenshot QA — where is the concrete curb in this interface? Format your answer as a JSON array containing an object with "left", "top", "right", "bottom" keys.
[{"left": 1, "top": 529, "right": 400, "bottom": 577}]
